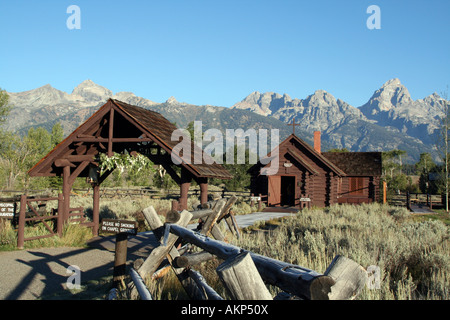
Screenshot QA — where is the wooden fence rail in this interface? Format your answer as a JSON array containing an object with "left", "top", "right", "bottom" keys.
[
  {"left": 15, "top": 194, "right": 91, "bottom": 249},
  {"left": 123, "top": 198, "right": 368, "bottom": 301},
  {"left": 17, "top": 194, "right": 64, "bottom": 249}
]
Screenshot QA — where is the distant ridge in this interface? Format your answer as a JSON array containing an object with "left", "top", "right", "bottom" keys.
[{"left": 5, "top": 79, "right": 447, "bottom": 162}]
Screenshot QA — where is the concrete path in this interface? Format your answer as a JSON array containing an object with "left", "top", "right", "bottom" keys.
[
  {"left": 0, "top": 247, "right": 115, "bottom": 300},
  {"left": 409, "top": 204, "right": 435, "bottom": 214},
  {"left": 233, "top": 210, "right": 296, "bottom": 228},
  {"left": 0, "top": 210, "right": 296, "bottom": 300}
]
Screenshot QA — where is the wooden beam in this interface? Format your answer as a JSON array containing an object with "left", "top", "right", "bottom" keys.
[
  {"left": 108, "top": 108, "right": 114, "bottom": 157},
  {"left": 62, "top": 166, "right": 71, "bottom": 223},
  {"left": 54, "top": 159, "right": 76, "bottom": 168},
  {"left": 65, "top": 154, "right": 97, "bottom": 162},
  {"left": 69, "top": 161, "right": 90, "bottom": 185},
  {"left": 73, "top": 137, "right": 155, "bottom": 143},
  {"left": 200, "top": 199, "right": 225, "bottom": 237},
  {"left": 173, "top": 251, "right": 216, "bottom": 268}
]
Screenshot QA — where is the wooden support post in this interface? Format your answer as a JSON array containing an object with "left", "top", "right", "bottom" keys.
[
  {"left": 57, "top": 193, "right": 64, "bottom": 237},
  {"left": 383, "top": 181, "right": 387, "bottom": 204},
  {"left": 324, "top": 255, "right": 368, "bottom": 300},
  {"left": 17, "top": 195, "right": 27, "bottom": 249},
  {"left": 217, "top": 252, "right": 272, "bottom": 300},
  {"left": 199, "top": 178, "right": 208, "bottom": 205},
  {"left": 62, "top": 166, "right": 71, "bottom": 223},
  {"left": 92, "top": 184, "right": 100, "bottom": 236},
  {"left": 171, "top": 200, "right": 179, "bottom": 212},
  {"left": 179, "top": 182, "right": 190, "bottom": 211},
  {"left": 179, "top": 167, "right": 191, "bottom": 211},
  {"left": 108, "top": 108, "right": 114, "bottom": 157},
  {"left": 113, "top": 232, "right": 128, "bottom": 288},
  {"left": 406, "top": 191, "right": 411, "bottom": 210}
]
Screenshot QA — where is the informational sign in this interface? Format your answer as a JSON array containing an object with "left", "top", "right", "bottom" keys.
[
  {"left": 0, "top": 203, "right": 15, "bottom": 218},
  {"left": 299, "top": 197, "right": 311, "bottom": 202},
  {"left": 100, "top": 219, "right": 137, "bottom": 235}
]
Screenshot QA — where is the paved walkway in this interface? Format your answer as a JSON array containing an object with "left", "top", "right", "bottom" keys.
[
  {"left": 0, "top": 210, "right": 296, "bottom": 300},
  {"left": 409, "top": 204, "right": 435, "bottom": 214}
]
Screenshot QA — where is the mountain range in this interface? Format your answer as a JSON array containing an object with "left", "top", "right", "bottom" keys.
[{"left": 4, "top": 79, "right": 448, "bottom": 162}]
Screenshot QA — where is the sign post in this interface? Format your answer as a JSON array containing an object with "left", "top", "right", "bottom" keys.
[{"left": 100, "top": 219, "right": 138, "bottom": 288}]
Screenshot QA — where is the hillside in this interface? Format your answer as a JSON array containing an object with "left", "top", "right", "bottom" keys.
[{"left": 5, "top": 79, "right": 447, "bottom": 162}]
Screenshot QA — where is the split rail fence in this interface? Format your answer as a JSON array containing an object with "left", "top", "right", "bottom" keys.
[
  {"left": 122, "top": 196, "right": 368, "bottom": 301},
  {"left": 6, "top": 194, "right": 91, "bottom": 249}
]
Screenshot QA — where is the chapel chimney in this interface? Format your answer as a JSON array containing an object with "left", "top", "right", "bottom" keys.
[{"left": 314, "top": 131, "right": 321, "bottom": 154}]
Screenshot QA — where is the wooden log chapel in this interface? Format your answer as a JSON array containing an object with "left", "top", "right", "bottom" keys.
[
  {"left": 249, "top": 132, "right": 382, "bottom": 208},
  {"left": 28, "top": 99, "right": 232, "bottom": 235}
]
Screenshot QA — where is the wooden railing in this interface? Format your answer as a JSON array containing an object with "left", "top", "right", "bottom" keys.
[
  {"left": 17, "top": 194, "right": 64, "bottom": 249},
  {"left": 16, "top": 194, "right": 89, "bottom": 249},
  {"left": 124, "top": 197, "right": 368, "bottom": 301}
]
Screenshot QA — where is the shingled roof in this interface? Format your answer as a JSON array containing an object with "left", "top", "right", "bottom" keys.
[
  {"left": 28, "top": 99, "right": 232, "bottom": 180},
  {"left": 322, "top": 152, "right": 382, "bottom": 177}
]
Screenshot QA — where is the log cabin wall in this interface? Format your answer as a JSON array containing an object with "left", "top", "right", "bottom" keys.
[{"left": 250, "top": 134, "right": 382, "bottom": 209}]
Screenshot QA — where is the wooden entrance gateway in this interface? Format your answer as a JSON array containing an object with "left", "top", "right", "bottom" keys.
[{"left": 28, "top": 99, "right": 232, "bottom": 236}]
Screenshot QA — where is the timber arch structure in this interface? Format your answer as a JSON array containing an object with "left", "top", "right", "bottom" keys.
[{"left": 28, "top": 99, "right": 232, "bottom": 235}]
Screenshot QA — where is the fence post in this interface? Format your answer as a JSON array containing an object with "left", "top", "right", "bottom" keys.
[
  {"left": 217, "top": 252, "right": 272, "bottom": 300},
  {"left": 17, "top": 195, "right": 27, "bottom": 249},
  {"left": 406, "top": 191, "right": 410, "bottom": 210},
  {"left": 113, "top": 233, "right": 129, "bottom": 288},
  {"left": 57, "top": 193, "right": 64, "bottom": 237}
]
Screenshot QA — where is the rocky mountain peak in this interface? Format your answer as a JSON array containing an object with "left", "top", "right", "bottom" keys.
[
  {"left": 71, "top": 79, "right": 113, "bottom": 102},
  {"left": 166, "top": 96, "right": 179, "bottom": 105},
  {"left": 359, "top": 78, "right": 413, "bottom": 115},
  {"left": 7, "top": 83, "right": 69, "bottom": 109}
]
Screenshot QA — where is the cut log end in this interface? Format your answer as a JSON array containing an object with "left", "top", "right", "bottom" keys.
[
  {"left": 173, "top": 256, "right": 190, "bottom": 268},
  {"left": 309, "top": 276, "right": 335, "bottom": 300},
  {"left": 166, "top": 210, "right": 181, "bottom": 224}
]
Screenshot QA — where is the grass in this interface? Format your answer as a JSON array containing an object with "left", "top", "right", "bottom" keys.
[
  {"left": 235, "top": 203, "right": 449, "bottom": 300},
  {"left": 411, "top": 208, "right": 450, "bottom": 226}
]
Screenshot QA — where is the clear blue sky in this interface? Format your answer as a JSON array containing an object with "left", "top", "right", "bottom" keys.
[{"left": 1, "top": 0, "right": 449, "bottom": 107}]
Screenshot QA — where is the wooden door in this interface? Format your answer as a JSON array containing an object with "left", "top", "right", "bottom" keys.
[{"left": 268, "top": 175, "right": 281, "bottom": 206}]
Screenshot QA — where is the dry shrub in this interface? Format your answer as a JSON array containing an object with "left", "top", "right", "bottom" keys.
[{"left": 233, "top": 203, "right": 449, "bottom": 300}]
